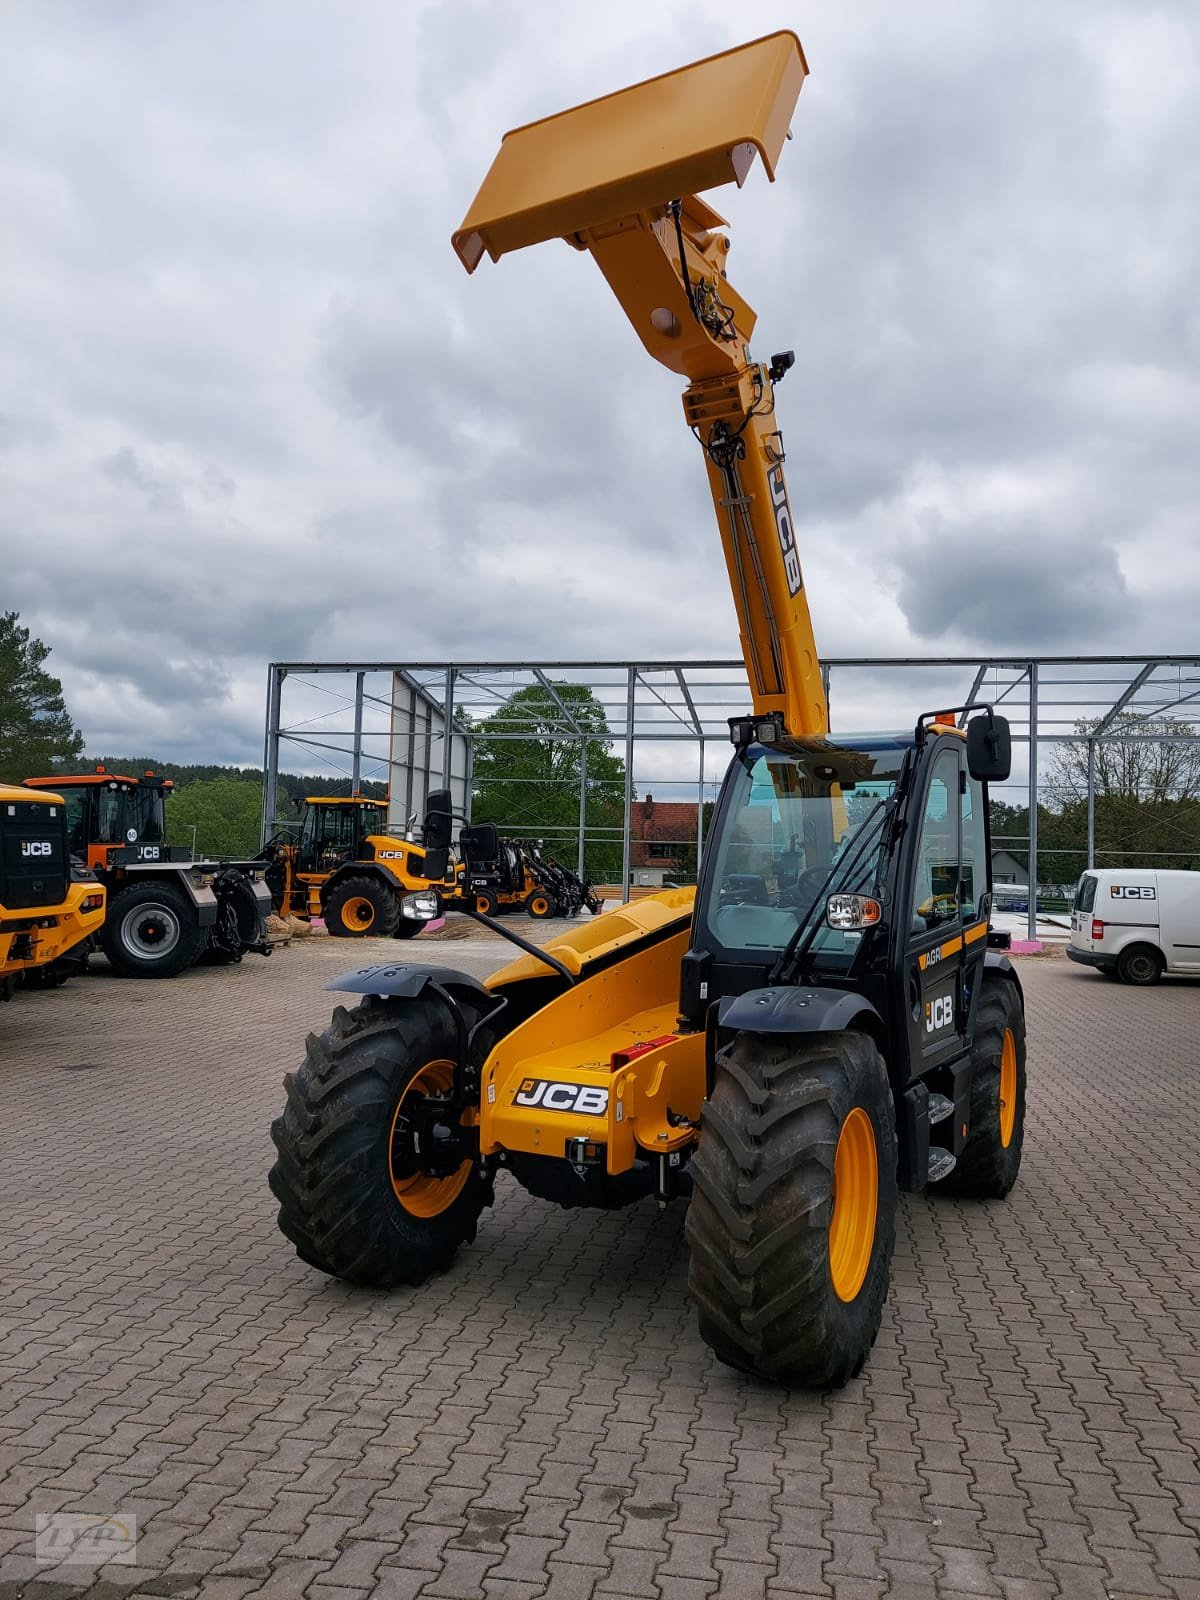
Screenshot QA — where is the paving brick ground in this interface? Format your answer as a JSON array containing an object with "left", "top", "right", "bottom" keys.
[{"left": 1, "top": 935, "right": 1198, "bottom": 1600}]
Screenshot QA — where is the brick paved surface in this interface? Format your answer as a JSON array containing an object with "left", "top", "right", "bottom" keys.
[{"left": 1, "top": 937, "right": 1198, "bottom": 1600}]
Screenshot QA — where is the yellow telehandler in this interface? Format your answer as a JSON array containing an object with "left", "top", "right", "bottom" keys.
[
  {"left": 1, "top": 783, "right": 106, "bottom": 1000},
  {"left": 270, "top": 33, "right": 1025, "bottom": 1386}
]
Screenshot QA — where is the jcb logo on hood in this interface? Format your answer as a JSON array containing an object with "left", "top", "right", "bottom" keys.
[
  {"left": 513, "top": 1079, "right": 609, "bottom": 1117},
  {"left": 21, "top": 841, "right": 53, "bottom": 858}
]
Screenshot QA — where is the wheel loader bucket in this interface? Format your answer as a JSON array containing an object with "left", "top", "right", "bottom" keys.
[{"left": 452, "top": 30, "right": 808, "bottom": 273}]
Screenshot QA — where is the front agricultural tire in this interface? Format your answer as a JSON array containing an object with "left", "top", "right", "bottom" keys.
[
  {"left": 101, "top": 881, "right": 207, "bottom": 979},
  {"left": 324, "top": 875, "right": 400, "bottom": 939},
  {"left": 526, "top": 890, "right": 556, "bottom": 919},
  {"left": 938, "top": 975, "right": 1026, "bottom": 1199},
  {"left": 269, "top": 999, "right": 490, "bottom": 1286},
  {"left": 686, "top": 1030, "right": 897, "bottom": 1388}
]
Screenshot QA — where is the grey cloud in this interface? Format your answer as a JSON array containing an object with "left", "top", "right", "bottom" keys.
[{"left": 2, "top": 0, "right": 1197, "bottom": 768}]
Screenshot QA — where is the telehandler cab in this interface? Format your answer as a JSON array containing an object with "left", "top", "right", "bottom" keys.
[{"left": 270, "top": 33, "right": 1026, "bottom": 1386}]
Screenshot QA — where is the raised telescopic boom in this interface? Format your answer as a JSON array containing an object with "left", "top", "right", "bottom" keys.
[{"left": 453, "top": 31, "right": 827, "bottom": 738}]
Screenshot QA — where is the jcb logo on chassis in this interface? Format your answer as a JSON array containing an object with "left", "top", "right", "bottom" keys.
[
  {"left": 1111, "top": 885, "right": 1156, "bottom": 900},
  {"left": 925, "top": 995, "right": 954, "bottom": 1034},
  {"left": 513, "top": 1079, "right": 609, "bottom": 1117},
  {"left": 21, "top": 841, "right": 53, "bottom": 858},
  {"left": 767, "top": 463, "right": 803, "bottom": 597}
]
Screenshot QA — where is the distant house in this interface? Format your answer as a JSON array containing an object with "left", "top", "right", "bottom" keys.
[
  {"left": 991, "top": 848, "right": 1029, "bottom": 887},
  {"left": 631, "top": 795, "right": 698, "bottom": 887}
]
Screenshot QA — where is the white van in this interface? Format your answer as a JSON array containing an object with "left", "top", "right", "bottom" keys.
[{"left": 1068, "top": 869, "right": 1200, "bottom": 985}]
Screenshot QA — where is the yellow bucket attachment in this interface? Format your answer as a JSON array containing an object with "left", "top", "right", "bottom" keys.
[{"left": 452, "top": 31, "right": 808, "bottom": 273}]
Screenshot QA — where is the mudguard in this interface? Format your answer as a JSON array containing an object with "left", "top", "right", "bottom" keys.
[
  {"left": 326, "top": 962, "right": 493, "bottom": 1010},
  {"left": 718, "top": 985, "right": 883, "bottom": 1037},
  {"left": 983, "top": 949, "right": 1023, "bottom": 1001}
]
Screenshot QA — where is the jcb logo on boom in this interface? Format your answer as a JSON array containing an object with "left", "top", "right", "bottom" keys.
[
  {"left": 767, "top": 464, "right": 803, "bottom": 597},
  {"left": 925, "top": 995, "right": 954, "bottom": 1034},
  {"left": 21, "top": 841, "right": 53, "bottom": 858},
  {"left": 513, "top": 1079, "right": 609, "bottom": 1117}
]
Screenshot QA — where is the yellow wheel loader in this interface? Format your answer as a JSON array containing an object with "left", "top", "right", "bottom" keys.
[
  {"left": 1, "top": 783, "right": 106, "bottom": 1000},
  {"left": 258, "top": 795, "right": 453, "bottom": 939},
  {"left": 270, "top": 34, "right": 1026, "bottom": 1387}
]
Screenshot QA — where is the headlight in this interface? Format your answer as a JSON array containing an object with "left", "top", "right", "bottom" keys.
[
  {"left": 401, "top": 890, "right": 440, "bottom": 922},
  {"left": 826, "top": 894, "right": 882, "bottom": 931}
]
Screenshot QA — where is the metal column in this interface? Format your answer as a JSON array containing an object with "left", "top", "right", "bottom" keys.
[
  {"left": 1086, "top": 738, "right": 1096, "bottom": 870},
  {"left": 696, "top": 738, "right": 706, "bottom": 874},
  {"left": 1027, "top": 664, "right": 1038, "bottom": 942},
  {"left": 577, "top": 739, "right": 587, "bottom": 879},
  {"left": 621, "top": 667, "right": 635, "bottom": 899},
  {"left": 822, "top": 663, "right": 831, "bottom": 725},
  {"left": 441, "top": 666, "right": 455, "bottom": 794},
  {"left": 261, "top": 665, "right": 284, "bottom": 845},
  {"left": 351, "top": 671, "right": 364, "bottom": 793}
]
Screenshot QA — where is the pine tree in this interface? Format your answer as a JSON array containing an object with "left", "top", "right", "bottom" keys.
[{"left": 0, "top": 612, "right": 84, "bottom": 783}]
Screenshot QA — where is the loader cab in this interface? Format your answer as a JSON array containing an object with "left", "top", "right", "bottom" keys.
[{"left": 296, "top": 799, "right": 386, "bottom": 874}]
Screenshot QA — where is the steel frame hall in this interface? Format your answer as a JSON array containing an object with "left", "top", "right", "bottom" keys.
[{"left": 262, "top": 655, "right": 1200, "bottom": 939}]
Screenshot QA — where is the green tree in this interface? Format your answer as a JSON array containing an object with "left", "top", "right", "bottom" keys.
[
  {"left": 167, "top": 777, "right": 264, "bottom": 859},
  {"left": 0, "top": 612, "right": 84, "bottom": 782},
  {"left": 471, "top": 683, "right": 627, "bottom": 882}
]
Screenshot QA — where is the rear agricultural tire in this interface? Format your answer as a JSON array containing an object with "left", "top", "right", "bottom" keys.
[
  {"left": 101, "top": 881, "right": 206, "bottom": 979},
  {"left": 324, "top": 875, "right": 400, "bottom": 939},
  {"left": 1116, "top": 944, "right": 1163, "bottom": 987},
  {"left": 269, "top": 999, "right": 489, "bottom": 1286},
  {"left": 937, "top": 974, "right": 1026, "bottom": 1199},
  {"left": 686, "top": 1030, "right": 897, "bottom": 1388}
]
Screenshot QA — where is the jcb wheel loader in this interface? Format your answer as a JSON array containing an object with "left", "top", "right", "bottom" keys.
[
  {"left": 24, "top": 769, "right": 271, "bottom": 979},
  {"left": 270, "top": 33, "right": 1026, "bottom": 1387},
  {"left": 258, "top": 796, "right": 448, "bottom": 938},
  {"left": 1, "top": 783, "right": 106, "bottom": 1000}
]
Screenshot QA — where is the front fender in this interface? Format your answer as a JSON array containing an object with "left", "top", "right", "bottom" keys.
[
  {"left": 718, "top": 985, "right": 883, "bottom": 1038},
  {"left": 325, "top": 962, "right": 493, "bottom": 1012}
]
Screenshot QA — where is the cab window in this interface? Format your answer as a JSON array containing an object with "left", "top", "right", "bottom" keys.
[
  {"left": 913, "top": 750, "right": 960, "bottom": 931},
  {"left": 960, "top": 775, "right": 987, "bottom": 921},
  {"left": 1076, "top": 874, "right": 1097, "bottom": 914}
]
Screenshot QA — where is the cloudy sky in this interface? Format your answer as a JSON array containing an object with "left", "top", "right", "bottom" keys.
[{"left": 3, "top": 0, "right": 1198, "bottom": 770}]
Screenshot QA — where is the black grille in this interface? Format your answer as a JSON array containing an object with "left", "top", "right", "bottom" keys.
[{"left": 0, "top": 799, "right": 70, "bottom": 912}]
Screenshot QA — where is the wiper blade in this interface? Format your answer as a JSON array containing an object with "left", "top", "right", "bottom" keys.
[{"left": 767, "top": 801, "right": 887, "bottom": 985}]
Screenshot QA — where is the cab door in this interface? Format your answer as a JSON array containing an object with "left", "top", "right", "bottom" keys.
[{"left": 900, "top": 743, "right": 969, "bottom": 1078}]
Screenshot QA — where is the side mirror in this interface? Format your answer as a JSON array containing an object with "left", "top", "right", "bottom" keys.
[
  {"left": 966, "top": 713, "right": 1011, "bottom": 782},
  {"left": 460, "top": 822, "right": 499, "bottom": 866}
]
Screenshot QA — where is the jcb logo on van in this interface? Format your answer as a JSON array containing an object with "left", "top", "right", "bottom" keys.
[
  {"left": 21, "top": 841, "right": 53, "bottom": 858},
  {"left": 1111, "top": 885, "right": 1156, "bottom": 900},
  {"left": 513, "top": 1079, "right": 609, "bottom": 1117},
  {"left": 925, "top": 995, "right": 954, "bottom": 1033}
]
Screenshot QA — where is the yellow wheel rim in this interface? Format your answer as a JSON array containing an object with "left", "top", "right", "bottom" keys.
[
  {"left": 829, "top": 1107, "right": 878, "bottom": 1304},
  {"left": 999, "top": 1028, "right": 1017, "bottom": 1149},
  {"left": 343, "top": 895, "right": 375, "bottom": 931},
  {"left": 388, "top": 1060, "right": 471, "bottom": 1218},
  {"left": 532, "top": 897, "right": 549, "bottom": 915}
]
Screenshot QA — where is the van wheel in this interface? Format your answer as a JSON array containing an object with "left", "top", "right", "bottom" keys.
[{"left": 1116, "top": 944, "right": 1163, "bottom": 986}]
